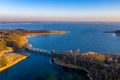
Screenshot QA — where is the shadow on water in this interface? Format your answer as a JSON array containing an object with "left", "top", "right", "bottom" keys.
[{"left": 52, "top": 64, "right": 90, "bottom": 80}]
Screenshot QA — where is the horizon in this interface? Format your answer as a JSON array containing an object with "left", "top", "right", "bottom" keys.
[{"left": 0, "top": 0, "right": 120, "bottom": 22}]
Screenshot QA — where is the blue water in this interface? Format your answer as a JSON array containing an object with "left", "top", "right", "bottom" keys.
[{"left": 0, "top": 22, "right": 120, "bottom": 80}]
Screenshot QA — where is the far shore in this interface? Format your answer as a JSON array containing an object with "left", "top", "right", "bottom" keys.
[{"left": 25, "top": 30, "right": 68, "bottom": 37}]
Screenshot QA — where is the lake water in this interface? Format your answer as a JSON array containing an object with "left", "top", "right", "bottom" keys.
[{"left": 0, "top": 22, "right": 120, "bottom": 80}]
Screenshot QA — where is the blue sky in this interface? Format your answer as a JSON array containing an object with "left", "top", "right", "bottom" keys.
[{"left": 0, "top": 0, "right": 120, "bottom": 21}]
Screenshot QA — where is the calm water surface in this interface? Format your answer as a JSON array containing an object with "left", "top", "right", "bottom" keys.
[{"left": 0, "top": 22, "right": 120, "bottom": 80}]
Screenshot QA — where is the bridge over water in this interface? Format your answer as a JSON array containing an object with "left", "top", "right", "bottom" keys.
[{"left": 24, "top": 44, "right": 56, "bottom": 56}]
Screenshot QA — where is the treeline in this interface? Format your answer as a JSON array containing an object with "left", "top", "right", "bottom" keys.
[
  {"left": 55, "top": 50, "right": 120, "bottom": 80},
  {"left": 56, "top": 50, "right": 106, "bottom": 64},
  {"left": 0, "top": 29, "right": 51, "bottom": 36}
]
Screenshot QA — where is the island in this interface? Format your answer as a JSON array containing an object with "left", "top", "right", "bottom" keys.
[
  {"left": 103, "top": 30, "right": 120, "bottom": 36},
  {"left": 0, "top": 29, "right": 67, "bottom": 72},
  {"left": 53, "top": 50, "right": 120, "bottom": 80}
]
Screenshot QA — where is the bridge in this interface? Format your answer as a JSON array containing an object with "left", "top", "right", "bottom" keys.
[{"left": 24, "top": 44, "right": 56, "bottom": 56}]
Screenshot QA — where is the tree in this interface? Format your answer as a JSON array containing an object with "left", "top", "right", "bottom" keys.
[
  {"left": 7, "top": 41, "right": 21, "bottom": 51},
  {"left": 51, "top": 49, "right": 56, "bottom": 55},
  {"left": 81, "top": 52, "right": 105, "bottom": 63},
  {"left": 67, "top": 50, "right": 73, "bottom": 56},
  {"left": 76, "top": 48, "right": 80, "bottom": 53}
]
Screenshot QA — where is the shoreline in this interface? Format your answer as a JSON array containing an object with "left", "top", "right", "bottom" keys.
[
  {"left": 53, "top": 58, "right": 93, "bottom": 80},
  {"left": 53, "top": 51, "right": 120, "bottom": 80},
  {"left": 0, "top": 29, "right": 67, "bottom": 72},
  {"left": 25, "top": 30, "right": 68, "bottom": 37},
  {"left": 0, "top": 53, "right": 30, "bottom": 72},
  {"left": 23, "top": 30, "right": 68, "bottom": 46}
]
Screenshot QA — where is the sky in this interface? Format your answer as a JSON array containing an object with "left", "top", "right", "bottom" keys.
[{"left": 0, "top": 0, "right": 120, "bottom": 22}]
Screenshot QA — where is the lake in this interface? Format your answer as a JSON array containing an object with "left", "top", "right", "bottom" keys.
[{"left": 0, "top": 22, "right": 120, "bottom": 80}]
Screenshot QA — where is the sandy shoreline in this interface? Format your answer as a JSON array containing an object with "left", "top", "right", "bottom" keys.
[
  {"left": 0, "top": 54, "right": 28, "bottom": 72},
  {"left": 0, "top": 30, "right": 67, "bottom": 72},
  {"left": 25, "top": 30, "right": 68, "bottom": 37},
  {"left": 22, "top": 30, "right": 68, "bottom": 46}
]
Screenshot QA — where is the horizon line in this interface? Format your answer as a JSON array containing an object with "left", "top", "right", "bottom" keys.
[{"left": 0, "top": 20, "right": 120, "bottom": 23}]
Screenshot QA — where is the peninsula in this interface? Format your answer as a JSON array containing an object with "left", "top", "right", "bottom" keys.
[
  {"left": 53, "top": 50, "right": 120, "bottom": 80},
  {"left": 0, "top": 29, "right": 67, "bottom": 72}
]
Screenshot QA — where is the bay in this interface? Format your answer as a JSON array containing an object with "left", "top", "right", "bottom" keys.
[{"left": 0, "top": 22, "right": 120, "bottom": 80}]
